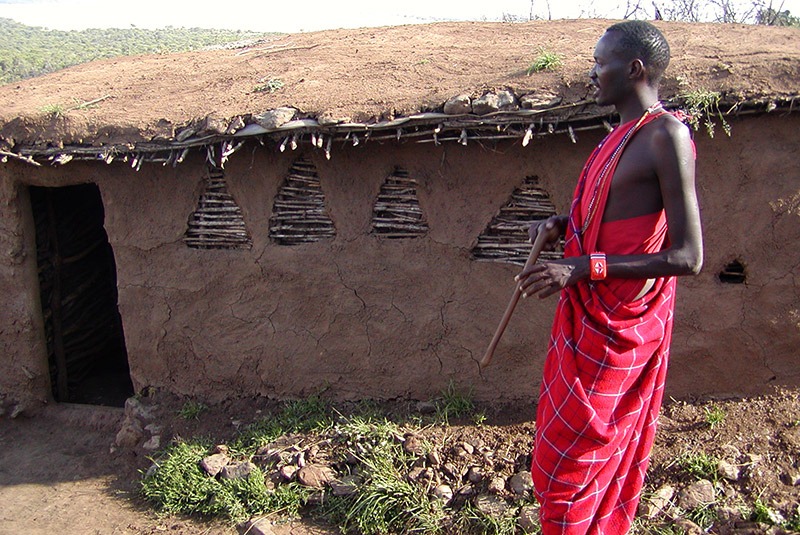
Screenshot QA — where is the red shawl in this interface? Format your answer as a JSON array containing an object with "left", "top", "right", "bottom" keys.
[{"left": 531, "top": 111, "right": 677, "bottom": 534}]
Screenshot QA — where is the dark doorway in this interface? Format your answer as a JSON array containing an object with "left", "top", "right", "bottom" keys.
[{"left": 29, "top": 183, "right": 133, "bottom": 406}]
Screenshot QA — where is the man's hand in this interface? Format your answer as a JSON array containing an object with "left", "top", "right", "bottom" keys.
[
  {"left": 528, "top": 215, "right": 566, "bottom": 251},
  {"left": 516, "top": 258, "right": 588, "bottom": 299}
]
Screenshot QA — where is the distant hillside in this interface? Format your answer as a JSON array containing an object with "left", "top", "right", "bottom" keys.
[{"left": 0, "top": 18, "right": 274, "bottom": 85}]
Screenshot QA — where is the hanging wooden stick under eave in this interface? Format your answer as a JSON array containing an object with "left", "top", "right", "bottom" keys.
[{"left": 479, "top": 230, "right": 549, "bottom": 369}]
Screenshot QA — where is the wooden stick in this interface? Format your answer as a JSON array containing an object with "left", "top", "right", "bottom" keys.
[{"left": 479, "top": 229, "right": 549, "bottom": 369}]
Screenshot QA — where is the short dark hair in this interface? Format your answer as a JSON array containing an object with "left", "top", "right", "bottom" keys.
[{"left": 605, "top": 20, "right": 670, "bottom": 85}]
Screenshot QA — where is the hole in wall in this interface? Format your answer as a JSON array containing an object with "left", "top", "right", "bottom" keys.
[
  {"left": 371, "top": 167, "right": 428, "bottom": 238},
  {"left": 269, "top": 157, "right": 335, "bottom": 245},
  {"left": 472, "top": 175, "right": 563, "bottom": 265},
  {"left": 719, "top": 259, "right": 746, "bottom": 284},
  {"left": 29, "top": 183, "right": 133, "bottom": 406}
]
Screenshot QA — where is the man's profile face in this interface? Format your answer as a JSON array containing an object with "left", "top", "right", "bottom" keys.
[{"left": 589, "top": 31, "right": 632, "bottom": 107}]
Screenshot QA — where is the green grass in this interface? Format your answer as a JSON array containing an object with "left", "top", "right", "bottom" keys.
[
  {"left": 526, "top": 49, "right": 563, "bottom": 74},
  {"left": 703, "top": 405, "right": 726, "bottom": 429},
  {"left": 254, "top": 77, "right": 284, "bottom": 93},
  {"left": 178, "top": 400, "right": 208, "bottom": 420},
  {"left": 453, "top": 501, "right": 522, "bottom": 535},
  {"left": 40, "top": 103, "right": 65, "bottom": 118},
  {"left": 140, "top": 439, "right": 311, "bottom": 521},
  {"left": 686, "top": 503, "right": 717, "bottom": 530},
  {"left": 675, "top": 450, "right": 719, "bottom": 482},
  {"left": 434, "top": 381, "right": 475, "bottom": 424},
  {"left": 232, "top": 396, "right": 333, "bottom": 451}
]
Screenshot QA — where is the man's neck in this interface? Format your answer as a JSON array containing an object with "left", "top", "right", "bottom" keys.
[{"left": 616, "top": 88, "right": 660, "bottom": 124}]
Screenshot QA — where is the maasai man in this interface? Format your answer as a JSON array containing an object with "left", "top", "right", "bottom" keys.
[{"left": 515, "top": 20, "right": 704, "bottom": 534}]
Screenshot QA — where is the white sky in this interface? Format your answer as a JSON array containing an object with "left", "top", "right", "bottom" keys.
[{"left": 0, "top": 0, "right": 797, "bottom": 32}]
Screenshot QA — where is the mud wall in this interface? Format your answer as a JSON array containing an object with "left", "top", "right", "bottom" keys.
[{"left": 1, "top": 113, "right": 798, "bottom": 410}]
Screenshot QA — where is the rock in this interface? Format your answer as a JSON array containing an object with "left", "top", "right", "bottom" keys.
[
  {"left": 236, "top": 517, "right": 275, "bottom": 535},
  {"left": 252, "top": 446, "right": 282, "bottom": 467},
  {"left": 404, "top": 433, "right": 425, "bottom": 455},
  {"left": 221, "top": 461, "right": 256, "bottom": 480},
  {"left": 718, "top": 459, "right": 740, "bottom": 481},
  {"left": 226, "top": 116, "right": 245, "bottom": 135},
  {"left": 782, "top": 470, "right": 800, "bottom": 486},
  {"left": 779, "top": 426, "right": 800, "bottom": 453},
  {"left": 716, "top": 505, "right": 743, "bottom": 525},
  {"left": 255, "top": 107, "right": 296, "bottom": 129},
  {"left": 408, "top": 466, "right": 426, "bottom": 481},
  {"left": 279, "top": 465, "right": 297, "bottom": 481},
  {"left": 509, "top": 471, "right": 534, "bottom": 495},
  {"left": 673, "top": 518, "right": 704, "bottom": 535},
  {"left": 461, "top": 442, "right": 475, "bottom": 455},
  {"left": 115, "top": 417, "right": 143, "bottom": 449},
  {"left": 518, "top": 504, "right": 540, "bottom": 533},
  {"left": 330, "top": 475, "right": 361, "bottom": 497},
  {"left": 678, "top": 479, "right": 716, "bottom": 510},
  {"left": 520, "top": 92, "right": 562, "bottom": 110},
  {"left": 494, "top": 89, "right": 518, "bottom": 110},
  {"left": 471, "top": 93, "right": 500, "bottom": 115},
  {"left": 638, "top": 484, "right": 675, "bottom": 519},
  {"left": 443, "top": 93, "right": 472, "bottom": 115},
  {"left": 297, "top": 464, "right": 334, "bottom": 488},
  {"left": 198, "top": 114, "right": 227, "bottom": 135},
  {"left": 427, "top": 450, "right": 441, "bottom": 466},
  {"left": 212, "top": 444, "right": 229, "bottom": 455},
  {"left": 475, "top": 494, "right": 510, "bottom": 517},
  {"left": 317, "top": 112, "right": 351, "bottom": 126},
  {"left": 415, "top": 401, "right": 437, "bottom": 414},
  {"left": 199, "top": 452, "right": 230, "bottom": 477},
  {"left": 487, "top": 476, "right": 506, "bottom": 494},
  {"left": 746, "top": 453, "right": 763, "bottom": 465},
  {"left": 467, "top": 466, "right": 484, "bottom": 483},
  {"left": 432, "top": 484, "right": 453, "bottom": 503},
  {"left": 442, "top": 462, "right": 460, "bottom": 480},
  {"left": 142, "top": 435, "right": 161, "bottom": 451},
  {"left": 124, "top": 397, "right": 155, "bottom": 422},
  {"left": 457, "top": 484, "right": 475, "bottom": 496}
]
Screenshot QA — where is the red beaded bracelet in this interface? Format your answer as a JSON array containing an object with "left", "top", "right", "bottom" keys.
[{"left": 590, "top": 252, "right": 607, "bottom": 281}]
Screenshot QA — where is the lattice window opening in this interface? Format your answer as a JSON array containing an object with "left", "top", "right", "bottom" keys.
[
  {"left": 184, "top": 167, "right": 252, "bottom": 250},
  {"left": 269, "top": 157, "right": 336, "bottom": 245},
  {"left": 719, "top": 259, "right": 746, "bottom": 284},
  {"left": 371, "top": 167, "right": 429, "bottom": 238},
  {"left": 472, "top": 175, "right": 564, "bottom": 266}
]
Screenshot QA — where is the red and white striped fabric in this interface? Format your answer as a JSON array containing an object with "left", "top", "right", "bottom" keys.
[{"left": 531, "top": 112, "right": 677, "bottom": 534}]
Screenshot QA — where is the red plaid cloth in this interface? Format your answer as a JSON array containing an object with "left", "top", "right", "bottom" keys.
[{"left": 531, "top": 112, "right": 677, "bottom": 534}]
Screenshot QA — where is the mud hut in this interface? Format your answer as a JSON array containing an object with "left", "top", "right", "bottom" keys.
[{"left": 0, "top": 20, "right": 798, "bottom": 414}]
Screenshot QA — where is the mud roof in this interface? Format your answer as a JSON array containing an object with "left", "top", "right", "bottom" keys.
[{"left": 0, "top": 20, "right": 797, "bottom": 167}]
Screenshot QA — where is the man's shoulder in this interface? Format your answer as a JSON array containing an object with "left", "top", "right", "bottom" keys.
[{"left": 644, "top": 112, "right": 692, "bottom": 148}]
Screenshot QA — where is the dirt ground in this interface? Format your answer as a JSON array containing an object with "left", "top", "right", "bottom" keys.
[
  {"left": 1, "top": 388, "right": 798, "bottom": 535},
  {"left": 0, "top": 19, "right": 798, "bottom": 148}
]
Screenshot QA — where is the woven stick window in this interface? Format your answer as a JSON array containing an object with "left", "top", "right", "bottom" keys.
[
  {"left": 184, "top": 167, "right": 252, "bottom": 249},
  {"left": 472, "top": 175, "right": 562, "bottom": 265},
  {"left": 269, "top": 157, "right": 335, "bottom": 245},
  {"left": 371, "top": 167, "right": 428, "bottom": 238}
]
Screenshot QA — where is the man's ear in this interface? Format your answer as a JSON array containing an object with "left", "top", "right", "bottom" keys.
[{"left": 629, "top": 58, "right": 646, "bottom": 81}]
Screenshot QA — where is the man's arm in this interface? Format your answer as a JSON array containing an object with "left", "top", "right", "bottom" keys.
[{"left": 517, "top": 118, "right": 703, "bottom": 299}]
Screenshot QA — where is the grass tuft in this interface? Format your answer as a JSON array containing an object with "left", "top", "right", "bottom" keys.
[
  {"left": 526, "top": 49, "right": 563, "bottom": 74},
  {"left": 254, "top": 77, "right": 284, "bottom": 93},
  {"left": 178, "top": 400, "right": 208, "bottom": 420},
  {"left": 434, "top": 381, "right": 475, "bottom": 424},
  {"left": 674, "top": 450, "right": 719, "bottom": 482},
  {"left": 703, "top": 404, "right": 726, "bottom": 429},
  {"left": 141, "top": 439, "right": 311, "bottom": 522}
]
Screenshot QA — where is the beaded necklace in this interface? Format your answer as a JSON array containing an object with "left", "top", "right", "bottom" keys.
[{"left": 576, "top": 102, "right": 664, "bottom": 235}]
